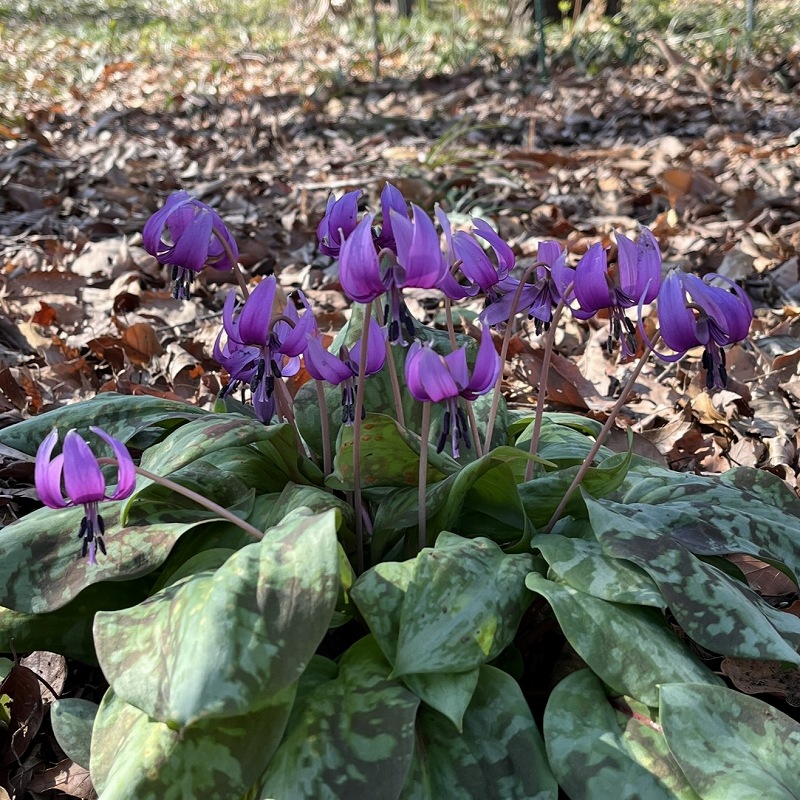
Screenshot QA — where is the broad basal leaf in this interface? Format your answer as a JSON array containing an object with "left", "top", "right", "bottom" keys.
[
  {"left": 91, "top": 684, "right": 296, "bottom": 800},
  {"left": 544, "top": 670, "right": 700, "bottom": 800},
  {"left": 660, "top": 683, "right": 800, "bottom": 800},
  {"left": 526, "top": 574, "right": 720, "bottom": 706},
  {"left": 51, "top": 698, "right": 98, "bottom": 770},
  {"left": 260, "top": 636, "right": 420, "bottom": 800},
  {"left": 94, "top": 508, "right": 340, "bottom": 728},
  {"left": 402, "top": 665, "right": 557, "bottom": 800}
]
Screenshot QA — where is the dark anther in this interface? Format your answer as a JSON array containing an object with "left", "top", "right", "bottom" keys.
[
  {"left": 78, "top": 516, "right": 88, "bottom": 539},
  {"left": 97, "top": 514, "right": 105, "bottom": 535},
  {"left": 97, "top": 536, "right": 107, "bottom": 556},
  {"left": 389, "top": 320, "right": 400, "bottom": 343},
  {"left": 171, "top": 265, "right": 179, "bottom": 282},
  {"left": 270, "top": 359, "right": 283, "bottom": 379}
]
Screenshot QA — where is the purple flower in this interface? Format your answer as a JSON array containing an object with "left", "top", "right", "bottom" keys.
[
  {"left": 649, "top": 270, "right": 753, "bottom": 390},
  {"left": 405, "top": 329, "right": 500, "bottom": 457},
  {"left": 480, "top": 241, "right": 573, "bottom": 334},
  {"left": 143, "top": 191, "right": 239, "bottom": 300},
  {"left": 304, "top": 318, "right": 387, "bottom": 424},
  {"left": 572, "top": 229, "right": 662, "bottom": 357},
  {"left": 214, "top": 276, "right": 316, "bottom": 423},
  {"left": 438, "top": 212, "right": 516, "bottom": 301},
  {"left": 35, "top": 427, "right": 136, "bottom": 564},
  {"left": 317, "top": 189, "right": 362, "bottom": 258},
  {"left": 374, "top": 183, "right": 410, "bottom": 252},
  {"left": 340, "top": 205, "right": 448, "bottom": 345}
]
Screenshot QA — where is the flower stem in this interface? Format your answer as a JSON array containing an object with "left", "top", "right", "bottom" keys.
[
  {"left": 315, "top": 379, "right": 332, "bottom": 475},
  {"left": 524, "top": 299, "right": 566, "bottom": 482},
  {"left": 375, "top": 300, "right": 405, "bottom": 427},
  {"left": 483, "top": 264, "right": 539, "bottom": 452},
  {"left": 352, "top": 300, "right": 373, "bottom": 574},
  {"left": 445, "top": 298, "right": 482, "bottom": 457},
  {"left": 213, "top": 229, "right": 249, "bottom": 300},
  {"left": 100, "top": 459, "right": 264, "bottom": 541},
  {"left": 418, "top": 401, "right": 431, "bottom": 553},
  {"left": 543, "top": 334, "right": 659, "bottom": 534}
]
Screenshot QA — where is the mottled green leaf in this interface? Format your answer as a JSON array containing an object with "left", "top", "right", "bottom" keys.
[
  {"left": 525, "top": 574, "right": 720, "bottom": 706},
  {"left": 94, "top": 509, "right": 340, "bottom": 727},
  {"left": 544, "top": 670, "right": 700, "bottom": 800},
  {"left": 0, "top": 504, "right": 201, "bottom": 613},
  {"left": 327, "top": 412, "right": 455, "bottom": 492},
  {"left": 610, "top": 468, "right": 800, "bottom": 585},
  {"left": 520, "top": 449, "right": 632, "bottom": 528},
  {"left": 401, "top": 665, "right": 557, "bottom": 800},
  {"left": 586, "top": 497, "right": 800, "bottom": 664},
  {"left": 660, "top": 683, "right": 800, "bottom": 800},
  {"left": 51, "top": 698, "right": 98, "bottom": 769},
  {"left": 260, "top": 636, "right": 420, "bottom": 800},
  {"left": 0, "top": 393, "right": 206, "bottom": 456},
  {"left": 91, "top": 683, "right": 296, "bottom": 800},
  {"left": 0, "top": 575, "right": 153, "bottom": 662},
  {"left": 532, "top": 534, "right": 665, "bottom": 607},
  {"left": 351, "top": 559, "right": 479, "bottom": 729},
  {"left": 392, "top": 533, "right": 533, "bottom": 677},
  {"left": 513, "top": 413, "right": 612, "bottom": 466}
]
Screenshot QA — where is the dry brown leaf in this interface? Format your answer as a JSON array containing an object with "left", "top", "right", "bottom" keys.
[{"left": 720, "top": 658, "right": 800, "bottom": 706}]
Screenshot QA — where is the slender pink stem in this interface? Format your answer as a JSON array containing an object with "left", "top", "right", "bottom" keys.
[
  {"left": 99, "top": 459, "right": 264, "bottom": 540},
  {"left": 483, "top": 264, "right": 540, "bottom": 452},
  {"left": 375, "top": 300, "right": 405, "bottom": 427},
  {"left": 315, "top": 379, "right": 332, "bottom": 475},
  {"left": 445, "top": 298, "right": 482, "bottom": 457},
  {"left": 525, "top": 299, "right": 566, "bottom": 482},
  {"left": 352, "top": 300, "right": 373, "bottom": 574},
  {"left": 213, "top": 229, "right": 249, "bottom": 300},
  {"left": 418, "top": 401, "right": 431, "bottom": 552},
  {"left": 543, "top": 334, "right": 659, "bottom": 533}
]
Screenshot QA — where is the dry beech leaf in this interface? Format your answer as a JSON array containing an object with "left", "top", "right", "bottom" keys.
[
  {"left": 720, "top": 658, "right": 800, "bottom": 706},
  {"left": 121, "top": 322, "right": 164, "bottom": 365},
  {"left": 727, "top": 554, "right": 798, "bottom": 596},
  {"left": 25, "top": 759, "right": 94, "bottom": 799}
]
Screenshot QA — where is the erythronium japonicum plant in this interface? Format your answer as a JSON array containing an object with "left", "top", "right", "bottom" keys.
[{"left": 3, "top": 183, "right": 796, "bottom": 800}]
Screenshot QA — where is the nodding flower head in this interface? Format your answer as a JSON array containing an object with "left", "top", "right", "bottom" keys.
[
  {"left": 572, "top": 228, "right": 662, "bottom": 357},
  {"left": 304, "top": 318, "right": 387, "bottom": 425},
  {"left": 480, "top": 240, "right": 573, "bottom": 334},
  {"left": 649, "top": 270, "right": 753, "bottom": 390},
  {"left": 143, "top": 191, "right": 239, "bottom": 300},
  {"left": 35, "top": 427, "right": 136, "bottom": 564},
  {"left": 214, "top": 276, "right": 317, "bottom": 423},
  {"left": 404, "top": 329, "right": 500, "bottom": 458},
  {"left": 438, "top": 211, "right": 517, "bottom": 302},
  {"left": 317, "top": 189, "right": 362, "bottom": 258}
]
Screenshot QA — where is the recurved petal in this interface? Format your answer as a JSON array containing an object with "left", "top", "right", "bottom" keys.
[
  {"left": 376, "top": 183, "right": 408, "bottom": 249},
  {"left": 62, "top": 430, "right": 106, "bottom": 505},
  {"left": 454, "top": 232, "right": 499, "bottom": 291},
  {"left": 339, "top": 214, "right": 384, "bottom": 303},
  {"left": 443, "top": 345, "right": 470, "bottom": 390},
  {"left": 464, "top": 327, "right": 501, "bottom": 398},
  {"left": 404, "top": 341, "right": 459, "bottom": 403},
  {"left": 90, "top": 427, "right": 137, "bottom": 501},
  {"left": 348, "top": 317, "right": 388, "bottom": 376},
  {"left": 473, "top": 219, "right": 515, "bottom": 276},
  {"left": 280, "top": 292, "right": 318, "bottom": 357},
  {"left": 237, "top": 275, "right": 277, "bottom": 345},
  {"left": 397, "top": 205, "right": 447, "bottom": 289},
  {"left": 536, "top": 240, "right": 564, "bottom": 269},
  {"left": 34, "top": 428, "right": 68, "bottom": 509},
  {"left": 617, "top": 229, "right": 661, "bottom": 303},
  {"left": 697, "top": 275, "right": 753, "bottom": 344},
  {"left": 657, "top": 271, "right": 700, "bottom": 353},
  {"left": 142, "top": 191, "right": 192, "bottom": 259},
  {"left": 304, "top": 335, "right": 354, "bottom": 384},
  {"left": 165, "top": 206, "right": 213, "bottom": 272},
  {"left": 573, "top": 243, "right": 612, "bottom": 313}
]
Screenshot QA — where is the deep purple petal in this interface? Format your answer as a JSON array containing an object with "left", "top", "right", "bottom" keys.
[
  {"left": 62, "top": 430, "right": 106, "bottom": 505},
  {"left": 35, "top": 429, "right": 68, "bottom": 509},
  {"left": 376, "top": 183, "right": 408, "bottom": 250},
  {"left": 573, "top": 244, "right": 612, "bottom": 313},
  {"left": 435, "top": 205, "right": 456, "bottom": 263},
  {"left": 238, "top": 276, "right": 277, "bottom": 345},
  {"left": 90, "top": 426, "right": 136, "bottom": 501},
  {"left": 318, "top": 190, "right": 362, "bottom": 257},
  {"left": 463, "top": 328, "right": 501, "bottom": 399},
  {"left": 443, "top": 346, "right": 470, "bottom": 390},
  {"left": 165, "top": 208, "right": 214, "bottom": 272},
  {"left": 617, "top": 229, "right": 661, "bottom": 303},
  {"left": 395, "top": 205, "right": 447, "bottom": 289},
  {"left": 349, "top": 318, "right": 388, "bottom": 376},
  {"left": 473, "top": 219, "right": 515, "bottom": 277},
  {"left": 701, "top": 275, "right": 753, "bottom": 343},
  {"left": 339, "top": 214, "right": 385, "bottom": 303},
  {"left": 279, "top": 292, "right": 318, "bottom": 357},
  {"left": 142, "top": 191, "right": 193, "bottom": 259},
  {"left": 208, "top": 210, "right": 238, "bottom": 270},
  {"left": 454, "top": 232, "right": 499, "bottom": 292},
  {"left": 304, "top": 335, "right": 355, "bottom": 384},
  {"left": 536, "top": 241, "right": 563, "bottom": 269},
  {"left": 404, "top": 342, "right": 459, "bottom": 403},
  {"left": 657, "top": 271, "right": 700, "bottom": 353}
]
